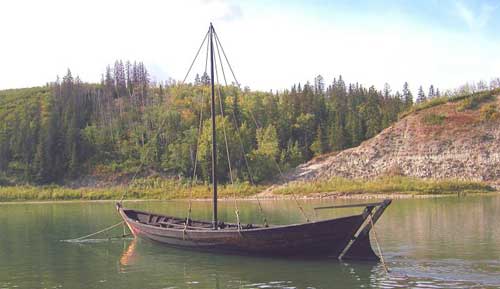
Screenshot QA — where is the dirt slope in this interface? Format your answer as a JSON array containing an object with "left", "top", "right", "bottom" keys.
[{"left": 283, "top": 94, "right": 500, "bottom": 185}]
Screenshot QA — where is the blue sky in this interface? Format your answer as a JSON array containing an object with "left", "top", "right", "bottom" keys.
[{"left": 0, "top": 0, "right": 499, "bottom": 94}]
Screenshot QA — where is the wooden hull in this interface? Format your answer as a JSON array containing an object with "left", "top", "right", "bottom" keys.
[{"left": 116, "top": 200, "right": 391, "bottom": 260}]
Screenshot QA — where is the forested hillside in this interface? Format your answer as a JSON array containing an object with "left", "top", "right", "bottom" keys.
[{"left": 1, "top": 61, "right": 427, "bottom": 185}]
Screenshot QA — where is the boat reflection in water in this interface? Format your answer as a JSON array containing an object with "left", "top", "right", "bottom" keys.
[
  {"left": 117, "top": 238, "right": 386, "bottom": 289},
  {"left": 119, "top": 238, "right": 139, "bottom": 269}
]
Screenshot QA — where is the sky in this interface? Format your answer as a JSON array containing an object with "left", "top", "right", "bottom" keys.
[{"left": 1, "top": 0, "right": 499, "bottom": 94}]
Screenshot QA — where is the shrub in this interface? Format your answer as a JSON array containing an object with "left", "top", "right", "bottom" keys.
[
  {"left": 456, "top": 91, "right": 494, "bottom": 111},
  {"left": 272, "top": 176, "right": 495, "bottom": 196},
  {"left": 480, "top": 104, "right": 499, "bottom": 121},
  {"left": 422, "top": 113, "right": 446, "bottom": 125},
  {"left": 399, "top": 97, "right": 448, "bottom": 119}
]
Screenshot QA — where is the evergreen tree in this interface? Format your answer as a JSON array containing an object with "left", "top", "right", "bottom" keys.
[
  {"left": 417, "top": 86, "right": 426, "bottom": 103},
  {"left": 428, "top": 85, "right": 435, "bottom": 99},
  {"left": 0, "top": 61, "right": 429, "bottom": 185},
  {"left": 402, "top": 82, "right": 413, "bottom": 108},
  {"left": 314, "top": 75, "right": 324, "bottom": 95},
  {"left": 362, "top": 86, "right": 382, "bottom": 138},
  {"left": 383, "top": 83, "right": 391, "bottom": 100}
]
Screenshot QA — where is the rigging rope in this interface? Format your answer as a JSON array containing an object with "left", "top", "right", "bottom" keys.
[
  {"left": 213, "top": 43, "right": 242, "bottom": 231},
  {"left": 213, "top": 28, "right": 310, "bottom": 223},
  {"left": 184, "top": 89, "right": 205, "bottom": 234},
  {"left": 183, "top": 44, "right": 210, "bottom": 235},
  {"left": 213, "top": 31, "right": 240, "bottom": 87},
  {"left": 182, "top": 29, "right": 210, "bottom": 84},
  {"left": 213, "top": 30, "right": 268, "bottom": 227}
]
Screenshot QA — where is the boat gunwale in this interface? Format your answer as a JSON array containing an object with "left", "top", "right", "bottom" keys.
[{"left": 119, "top": 206, "right": 369, "bottom": 233}]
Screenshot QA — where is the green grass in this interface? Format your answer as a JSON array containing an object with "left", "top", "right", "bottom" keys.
[
  {"left": 272, "top": 176, "right": 496, "bottom": 196},
  {"left": 480, "top": 103, "right": 499, "bottom": 121},
  {"left": 398, "top": 88, "right": 500, "bottom": 119},
  {"left": 0, "top": 178, "right": 264, "bottom": 202},
  {"left": 422, "top": 113, "right": 446, "bottom": 125},
  {"left": 0, "top": 176, "right": 496, "bottom": 202},
  {"left": 399, "top": 97, "right": 448, "bottom": 119},
  {"left": 456, "top": 91, "right": 495, "bottom": 111}
]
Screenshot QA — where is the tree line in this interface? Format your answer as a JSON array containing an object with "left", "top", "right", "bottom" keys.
[{"left": 1, "top": 60, "right": 449, "bottom": 185}]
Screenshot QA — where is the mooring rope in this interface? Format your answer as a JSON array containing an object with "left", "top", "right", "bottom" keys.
[
  {"left": 64, "top": 221, "right": 125, "bottom": 242},
  {"left": 369, "top": 212, "right": 390, "bottom": 274}
]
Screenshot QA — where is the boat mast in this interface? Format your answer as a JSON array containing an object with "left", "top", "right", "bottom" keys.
[{"left": 209, "top": 23, "right": 218, "bottom": 229}]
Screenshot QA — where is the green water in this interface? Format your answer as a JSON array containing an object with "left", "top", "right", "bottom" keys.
[{"left": 1, "top": 195, "right": 500, "bottom": 289}]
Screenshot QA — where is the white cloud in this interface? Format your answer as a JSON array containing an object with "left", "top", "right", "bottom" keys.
[{"left": 454, "top": 0, "right": 498, "bottom": 29}]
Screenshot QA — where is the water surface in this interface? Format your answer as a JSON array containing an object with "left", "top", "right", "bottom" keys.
[{"left": 1, "top": 195, "right": 499, "bottom": 288}]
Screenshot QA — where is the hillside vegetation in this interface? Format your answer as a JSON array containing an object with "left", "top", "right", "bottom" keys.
[
  {"left": 276, "top": 88, "right": 500, "bottom": 194},
  {"left": 0, "top": 61, "right": 414, "bottom": 187}
]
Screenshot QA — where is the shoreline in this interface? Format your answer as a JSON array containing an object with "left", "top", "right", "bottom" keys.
[
  {"left": 1, "top": 191, "right": 497, "bottom": 204},
  {"left": 1, "top": 176, "right": 497, "bottom": 203}
]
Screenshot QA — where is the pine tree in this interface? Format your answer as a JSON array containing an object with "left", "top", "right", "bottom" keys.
[
  {"left": 33, "top": 133, "right": 48, "bottom": 183},
  {"left": 201, "top": 72, "right": 210, "bottom": 85},
  {"left": 310, "top": 125, "right": 328, "bottom": 156},
  {"left": 362, "top": 86, "right": 382, "bottom": 138},
  {"left": 104, "top": 65, "right": 115, "bottom": 99},
  {"left": 417, "top": 86, "right": 426, "bottom": 103},
  {"left": 126, "top": 60, "right": 133, "bottom": 95},
  {"left": 402, "top": 82, "right": 413, "bottom": 108},
  {"left": 428, "top": 85, "right": 435, "bottom": 99},
  {"left": 114, "top": 60, "right": 127, "bottom": 97},
  {"left": 194, "top": 73, "right": 201, "bottom": 86},
  {"left": 314, "top": 75, "right": 324, "bottom": 95},
  {"left": 383, "top": 83, "right": 391, "bottom": 100}
]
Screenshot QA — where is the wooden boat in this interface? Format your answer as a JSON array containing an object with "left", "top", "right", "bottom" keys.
[
  {"left": 117, "top": 200, "right": 391, "bottom": 260},
  {"left": 116, "top": 23, "right": 392, "bottom": 260}
]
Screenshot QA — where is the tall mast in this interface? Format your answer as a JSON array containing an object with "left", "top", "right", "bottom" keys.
[{"left": 209, "top": 23, "right": 218, "bottom": 229}]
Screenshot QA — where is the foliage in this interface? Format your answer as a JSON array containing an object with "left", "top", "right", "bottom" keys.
[
  {"left": 399, "top": 88, "right": 500, "bottom": 119},
  {"left": 0, "top": 61, "right": 427, "bottom": 186},
  {"left": 0, "top": 178, "right": 264, "bottom": 202},
  {"left": 422, "top": 113, "right": 446, "bottom": 126},
  {"left": 398, "top": 97, "right": 448, "bottom": 119},
  {"left": 479, "top": 104, "right": 499, "bottom": 121},
  {"left": 456, "top": 91, "right": 495, "bottom": 111}
]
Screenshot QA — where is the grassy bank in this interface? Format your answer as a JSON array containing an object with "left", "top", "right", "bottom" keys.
[
  {"left": 0, "top": 178, "right": 264, "bottom": 202},
  {"left": 0, "top": 176, "right": 496, "bottom": 202},
  {"left": 398, "top": 88, "right": 500, "bottom": 119},
  {"left": 272, "top": 176, "right": 496, "bottom": 196}
]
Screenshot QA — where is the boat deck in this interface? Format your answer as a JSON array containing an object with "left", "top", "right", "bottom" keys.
[{"left": 124, "top": 209, "right": 261, "bottom": 231}]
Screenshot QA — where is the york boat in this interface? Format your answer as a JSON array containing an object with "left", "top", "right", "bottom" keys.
[
  {"left": 116, "top": 23, "right": 392, "bottom": 260},
  {"left": 117, "top": 200, "right": 391, "bottom": 260}
]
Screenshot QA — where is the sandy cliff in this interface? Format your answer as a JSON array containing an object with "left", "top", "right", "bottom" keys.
[{"left": 283, "top": 93, "right": 500, "bottom": 185}]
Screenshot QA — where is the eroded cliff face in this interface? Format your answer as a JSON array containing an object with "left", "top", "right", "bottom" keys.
[{"left": 285, "top": 94, "right": 500, "bottom": 184}]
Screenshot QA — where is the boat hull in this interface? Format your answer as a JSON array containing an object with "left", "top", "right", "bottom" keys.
[{"left": 117, "top": 201, "right": 391, "bottom": 260}]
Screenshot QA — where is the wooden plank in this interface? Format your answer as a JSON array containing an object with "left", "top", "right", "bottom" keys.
[
  {"left": 314, "top": 202, "right": 384, "bottom": 210},
  {"left": 338, "top": 206, "right": 375, "bottom": 260},
  {"left": 338, "top": 199, "right": 392, "bottom": 260}
]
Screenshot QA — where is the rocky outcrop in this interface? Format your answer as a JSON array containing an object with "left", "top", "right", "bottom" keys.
[{"left": 284, "top": 94, "right": 500, "bottom": 184}]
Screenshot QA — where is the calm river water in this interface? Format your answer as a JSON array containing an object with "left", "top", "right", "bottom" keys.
[{"left": 1, "top": 195, "right": 499, "bottom": 289}]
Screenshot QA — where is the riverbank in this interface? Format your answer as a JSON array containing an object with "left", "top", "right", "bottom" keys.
[{"left": 0, "top": 176, "right": 496, "bottom": 202}]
